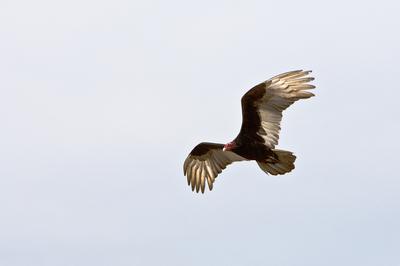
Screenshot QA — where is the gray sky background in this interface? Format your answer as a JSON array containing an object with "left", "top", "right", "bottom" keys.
[{"left": 1, "top": 0, "right": 399, "bottom": 265}]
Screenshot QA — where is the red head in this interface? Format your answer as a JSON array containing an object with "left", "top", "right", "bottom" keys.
[{"left": 223, "top": 141, "right": 237, "bottom": 151}]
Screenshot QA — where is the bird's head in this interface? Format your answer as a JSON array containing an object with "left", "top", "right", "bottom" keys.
[{"left": 223, "top": 141, "right": 237, "bottom": 151}]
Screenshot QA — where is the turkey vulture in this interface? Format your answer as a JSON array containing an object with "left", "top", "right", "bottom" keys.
[{"left": 183, "top": 70, "right": 315, "bottom": 193}]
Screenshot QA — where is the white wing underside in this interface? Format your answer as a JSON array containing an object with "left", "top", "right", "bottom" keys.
[
  {"left": 257, "top": 70, "right": 315, "bottom": 148},
  {"left": 183, "top": 150, "right": 246, "bottom": 193}
]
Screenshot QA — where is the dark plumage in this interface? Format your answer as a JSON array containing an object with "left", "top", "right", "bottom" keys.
[{"left": 183, "top": 70, "right": 315, "bottom": 193}]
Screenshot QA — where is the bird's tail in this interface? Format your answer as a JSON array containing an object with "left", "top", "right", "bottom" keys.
[{"left": 257, "top": 149, "right": 296, "bottom": 175}]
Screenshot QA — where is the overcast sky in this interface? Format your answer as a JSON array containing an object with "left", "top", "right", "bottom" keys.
[{"left": 1, "top": 0, "right": 399, "bottom": 265}]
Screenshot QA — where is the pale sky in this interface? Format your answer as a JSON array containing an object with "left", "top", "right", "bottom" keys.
[{"left": 1, "top": 0, "right": 399, "bottom": 265}]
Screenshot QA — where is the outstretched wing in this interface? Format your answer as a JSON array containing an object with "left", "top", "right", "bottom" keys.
[
  {"left": 239, "top": 70, "right": 315, "bottom": 148},
  {"left": 183, "top": 142, "right": 246, "bottom": 193}
]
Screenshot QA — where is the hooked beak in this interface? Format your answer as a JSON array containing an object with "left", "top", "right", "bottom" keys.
[{"left": 223, "top": 143, "right": 231, "bottom": 151}]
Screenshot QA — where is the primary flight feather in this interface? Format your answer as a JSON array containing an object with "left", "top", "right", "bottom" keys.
[{"left": 183, "top": 70, "right": 315, "bottom": 193}]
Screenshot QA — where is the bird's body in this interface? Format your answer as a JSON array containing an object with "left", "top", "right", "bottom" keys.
[
  {"left": 229, "top": 139, "right": 275, "bottom": 161},
  {"left": 183, "top": 70, "right": 315, "bottom": 193}
]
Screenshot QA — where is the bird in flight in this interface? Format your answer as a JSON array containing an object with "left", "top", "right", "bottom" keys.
[{"left": 183, "top": 70, "right": 315, "bottom": 193}]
